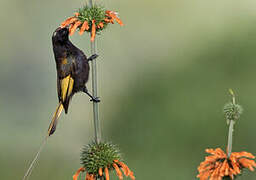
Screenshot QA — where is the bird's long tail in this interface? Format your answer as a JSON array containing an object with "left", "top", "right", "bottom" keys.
[
  {"left": 22, "top": 103, "right": 64, "bottom": 180},
  {"left": 48, "top": 102, "right": 64, "bottom": 136}
]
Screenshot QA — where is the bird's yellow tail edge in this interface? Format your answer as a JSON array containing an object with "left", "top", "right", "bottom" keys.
[{"left": 47, "top": 102, "right": 64, "bottom": 136}]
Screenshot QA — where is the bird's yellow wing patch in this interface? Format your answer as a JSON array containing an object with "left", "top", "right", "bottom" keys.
[
  {"left": 60, "top": 75, "right": 74, "bottom": 101},
  {"left": 62, "top": 58, "right": 68, "bottom": 65}
]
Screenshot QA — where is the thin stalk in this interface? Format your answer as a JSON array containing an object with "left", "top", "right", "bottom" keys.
[
  {"left": 88, "top": 1, "right": 101, "bottom": 180},
  {"left": 90, "top": 40, "right": 101, "bottom": 144},
  {"left": 227, "top": 120, "right": 234, "bottom": 157},
  {"left": 88, "top": 0, "right": 101, "bottom": 144},
  {"left": 227, "top": 89, "right": 236, "bottom": 157}
]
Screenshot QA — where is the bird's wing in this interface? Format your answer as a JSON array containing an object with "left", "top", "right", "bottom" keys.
[
  {"left": 60, "top": 74, "right": 74, "bottom": 102},
  {"left": 57, "top": 57, "right": 76, "bottom": 112}
]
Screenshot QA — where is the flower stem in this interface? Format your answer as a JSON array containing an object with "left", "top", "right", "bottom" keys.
[
  {"left": 90, "top": 40, "right": 101, "bottom": 144},
  {"left": 227, "top": 89, "right": 235, "bottom": 157},
  {"left": 88, "top": 0, "right": 101, "bottom": 144},
  {"left": 227, "top": 119, "right": 234, "bottom": 157}
]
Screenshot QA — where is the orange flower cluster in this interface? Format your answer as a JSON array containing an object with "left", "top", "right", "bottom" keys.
[
  {"left": 197, "top": 148, "right": 256, "bottom": 180},
  {"left": 60, "top": 11, "right": 123, "bottom": 42},
  {"left": 73, "top": 160, "right": 135, "bottom": 180}
]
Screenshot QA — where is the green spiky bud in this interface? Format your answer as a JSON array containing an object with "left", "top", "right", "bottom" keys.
[
  {"left": 223, "top": 102, "right": 243, "bottom": 124},
  {"left": 80, "top": 142, "right": 121, "bottom": 174},
  {"left": 77, "top": 5, "right": 108, "bottom": 33}
]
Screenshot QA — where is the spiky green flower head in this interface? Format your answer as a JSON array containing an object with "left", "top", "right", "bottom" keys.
[
  {"left": 77, "top": 5, "right": 108, "bottom": 33},
  {"left": 80, "top": 142, "right": 122, "bottom": 174},
  {"left": 60, "top": 4, "right": 123, "bottom": 41},
  {"left": 223, "top": 102, "right": 243, "bottom": 124}
]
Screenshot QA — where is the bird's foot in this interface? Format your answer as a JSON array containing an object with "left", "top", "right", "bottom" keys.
[
  {"left": 90, "top": 96, "right": 100, "bottom": 103},
  {"left": 88, "top": 54, "right": 99, "bottom": 61}
]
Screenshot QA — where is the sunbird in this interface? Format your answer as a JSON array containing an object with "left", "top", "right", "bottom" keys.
[
  {"left": 23, "top": 26, "right": 99, "bottom": 180},
  {"left": 48, "top": 26, "right": 99, "bottom": 136}
]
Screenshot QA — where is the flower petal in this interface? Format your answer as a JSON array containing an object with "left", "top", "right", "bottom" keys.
[
  {"left": 79, "top": 21, "right": 89, "bottom": 35},
  {"left": 70, "top": 21, "right": 82, "bottom": 36},
  {"left": 99, "top": 168, "right": 103, "bottom": 176},
  {"left": 113, "top": 163, "right": 123, "bottom": 180},
  {"left": 128, "top": 170, "right": 135, "bottom": 180},
  {"left": 61, "top": 17, "right": 78, "bottom": 28},
  {"left": 90, "top": 20, "right": 96, "bottom": 42},
  {"left": 105, "top": 167, "right": 109, "bottom": 180},
  {"left": 86, "top": 173, "right": 90, "bottom": 180},
  {"left": 239, "top": 158, "right": 256, "bottom": 171},
  {"left": 99, "top": 22, "right": 104, "bottom": 28},
  {"left": 118, "top": 161, "right": 129, "bottom": 176},
  {"left": 114, "top": 17, "right": 124, "bottom": 26},
  {"left": 72, "top": 167, "right": 85, "bottom": 180},
  {"left": 232, "top": 151, "right": 255, "bottom": 159}
]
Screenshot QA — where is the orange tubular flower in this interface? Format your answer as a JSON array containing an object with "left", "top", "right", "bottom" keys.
[
  {"left": 73, "top": 160, "right": 135, "bottom": 180},
  {"left": 90, "top": 20, "right": 96, "bottom": 42},
  {"left": 113, "top": 163, "right": 123, "bottom": 180},
  {"left": 61, "top": 17, "right": 78, "bottom": 28},
  {"left": 105, "top": 167, "right": 110, "bottom": 180},
  {"left": 74, "top": 12, "right": 79, "bottom": 17},
  {"left": 105, "top": 10, "right": 124, "bottom": 26},
  {"left": 98, "top": 167, "right": 103, "bottom": 176},
  {"left": 70, "top": 21, "right": 82, "bottom": 36},
  {"left": 59, "top": 5, "right": 124, "bottom": 42},
  {"left": 114, "top": 160, "right": 135, "bottom": 180},
  {"left": 79, "top": 21, "right": 89, "bottom": 35},
  {"left": 85, "top": 173, "right": 89, "bottom": 180},
  {"left": 97, "top": 22, "right": 104, "bottom": 29},
  {"left": 197, "top": 148, "right": 256, "bottom": 180},
  {"left": 73, "top": 167, "right": 85, "bottom": 180}
]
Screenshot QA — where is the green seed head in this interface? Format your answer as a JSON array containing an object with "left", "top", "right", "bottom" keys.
[
  {"left": 223, "top": 102, "right": 243, "bottom": 124},
  {"left": 80, "top": 142, "right": 121, "bottom": 174},
  {"left": 77, "top": 5, "right": 108, "bottom": 33}
]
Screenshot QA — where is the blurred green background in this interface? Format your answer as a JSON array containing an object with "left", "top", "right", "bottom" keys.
[{"left": 1, "top": 0, "right": 256, "bottom": 179}]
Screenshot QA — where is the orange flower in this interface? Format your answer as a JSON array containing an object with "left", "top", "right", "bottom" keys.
[
  {"left": 61, "top": 17, "right": 78, "bottom": 28},
  {"left": 70, "top": 21, "right": 82, "bottom": 36},
  {"left": 197, "top": 148, "right": 256, "bottom": 180},
  {"left": 59, "top": 8, "right": 123, "bottom": 41},
  {"left": 73, "top": 167, "right": 85, "bottom": 180},
  {"left": 113, "top": 163, "right": 123, "bottom": 180},
  {"left": 74, "top": 12, "right": 79, "bottom": 17},
  {"left": 105, "top": 10, "right": 124, "bottom": 26},
  {"left": 90, "top": 20, "right": 96, "bottom": 42},
  {"left": 73, "top": 159, "right": 135, "bottom": 180},
  {"left": 79, "top": 21, "right": 89, "bottom": 35},
  {"left": 97, "top": 22, "right": 104, "bottom": 29},
  {"left": 105, "top": 167, "right": 110, "bottom": 180},
  {"left": 98, "top": 167, "right": 103, "bottom": 176},
  {"left": 115, "top": 160, "right": 135, "bottom": 180}
]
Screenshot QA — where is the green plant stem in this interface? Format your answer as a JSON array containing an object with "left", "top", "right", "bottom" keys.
[
  {"left": 88, "top": 0, "right": 101, "bottom": 144},
  {"left": 227, "top": 89, "right": 236, "bottom": 157},
  {"left": 227, "top": 119, "right": 234, "bottom": 157},
  {"left": 91, "top": 40, "right": 101, "bottom": 144},
  {"left": 89, "top": 1, "right": 102, "bottom": 179}
]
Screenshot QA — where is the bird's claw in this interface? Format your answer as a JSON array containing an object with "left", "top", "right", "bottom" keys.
[
  {"left": 90, "top": 97, "right": 100, "bottom": 103},
  {"left": 88, "top": 54, "right": 99, "bottom": 61}
]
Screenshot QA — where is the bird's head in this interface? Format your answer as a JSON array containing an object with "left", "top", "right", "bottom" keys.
[{"left": 52, "top": 26, "right": 69, "bottom": 43}]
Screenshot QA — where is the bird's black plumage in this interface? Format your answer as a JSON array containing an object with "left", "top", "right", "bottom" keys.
[{"left": 48, "top": 27, "right": 99, "bottom": 136}]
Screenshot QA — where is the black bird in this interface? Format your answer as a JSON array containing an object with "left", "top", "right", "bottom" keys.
[{"left": 48, "top": 26, "right": 99, "bottom": 136}]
